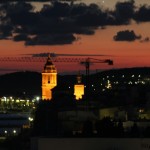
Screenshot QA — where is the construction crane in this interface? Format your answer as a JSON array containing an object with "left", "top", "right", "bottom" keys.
[
  {"left": 80, "top": 57, "right": 113, "bottom": 77},
  {"left": 79, "top": 57, "right": 113, "bottom": 102},
  {"left": 0, "top": 55, "right": 113, "bottom": 74},
  {"left": 0, "top": 55, "right": 113, "bottom": 98},
  {"left": 0, "top": 56, "right": 113, "bottom": 75},
  {"left": 29, "top": 52, "right": 108, "bottom": 57}
]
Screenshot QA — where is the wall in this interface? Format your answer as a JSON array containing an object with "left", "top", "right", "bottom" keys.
[{"left": 30, "top": 138, "right": 150, "bottom": 150}]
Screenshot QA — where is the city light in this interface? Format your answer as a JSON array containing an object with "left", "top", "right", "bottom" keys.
[
  {"left": 36, "top": 96, "right": 40, "bottom": 101},
  {"left": 13, "top": 130, "right": 16, "bottom": 134},
  {"left": 4, "top": 130, "right": 7, "bottom": 134},
  {"left": 28, "top": 117, "right": 34, "bottom": 122}
]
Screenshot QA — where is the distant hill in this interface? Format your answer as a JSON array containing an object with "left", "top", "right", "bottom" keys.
[
  {"left": 0, "top": 71, "right": 77, "bottom": 98},
  {"left": 0, "top": 71, "right": 41, "bottom": 98},
  {"left": 96, "top": 67, "right": 150, "bottom": 77},
  {"left": 0, "top": 67, "right": 149, "bottom": 97}
]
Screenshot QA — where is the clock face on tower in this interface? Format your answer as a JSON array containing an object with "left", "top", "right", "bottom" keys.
[{"left": 42, "top": 55, "right": 57, "bottom": 100}]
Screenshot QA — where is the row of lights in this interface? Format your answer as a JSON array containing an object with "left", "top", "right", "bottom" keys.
[
  {"left": 68, "top": 80, "right": 146, "bottom": 91},
  {"left": 4, "top": 130, "right": 17, "bottom": 135},
  {"left": 0, "top": 96, "right": 40, "bottom": 102},
  {"left": 102, "top": 74, "right": 141, "bottom": 80}
]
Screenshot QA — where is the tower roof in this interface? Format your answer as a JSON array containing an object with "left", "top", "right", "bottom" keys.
[
  {"left": 45, "top": 54, "right": 53, "bottom": 66},
  {"left": 43, "top": 54, "right": 57, "bottom": 72}
]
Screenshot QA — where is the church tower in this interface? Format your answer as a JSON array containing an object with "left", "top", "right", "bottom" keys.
[
  {"left": 42, "top": 55, "right": 57, "bottom": 100},
  {"left": 74, "top": 72, "right": 84, "bottom": 100}
]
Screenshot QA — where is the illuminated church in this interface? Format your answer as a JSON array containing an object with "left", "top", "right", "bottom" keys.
[
  {"left": 42, "top": 55, "right": 57, "bottom": 100},
  {"left": 42, "top": 55, "right": 84, "bottom": 100}
]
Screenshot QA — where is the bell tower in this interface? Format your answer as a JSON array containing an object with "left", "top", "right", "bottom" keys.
[
  {"left": 42, "top": 55, "right": 57, "bottom": 100},
  {"left": 74, "top": 72, "right": 84, "bottom": 100}
]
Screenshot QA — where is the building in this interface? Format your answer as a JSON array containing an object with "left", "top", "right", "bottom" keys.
[
  {"left": 74, "top": 73, "right": 84, "bottom": 100},
  {"left": 42, "top": 55, "right": 57, "bottom": 100},
  {"left": 0, "top": 113, "right": 30, "bottom": 138},
  {"left": 31, "top": 138, "right": 150, "bottom": 150}
]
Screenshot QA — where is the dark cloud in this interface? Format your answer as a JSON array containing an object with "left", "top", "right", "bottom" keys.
[
  {"left": 30, "top": 52, "right": 108, "bottom": 57},
  {"left": 25, "top": 34, "right": 76, "bottom": 45},
  {"left": 113, "top": 30, "right": 141, "bottom": 42},
  {"left": 134, "top": 5, "right": 150, "bottom": 22},
  {"left": 75, "top": 3, "right": 108, "bottom": 26},
  {"left": 0, "top": 1, "right": 150, "bottom": 45},
  {"left": 13, "top": 34, "right": 29, "bottom": 42},
  {"left": 0, "top": 25, "right": 13, "bottom": 39},
  {"left": 32, "top": 53, "right": 50, "bottom": 57},
  {"left": 0, "top": 1, "right": 105, "bottom": 45},
  {"left": 0, "top": 0, "right": 77, "bottom": 1},
  {"left": 11, "top": 12, "right": 39, "bottom": 26},
  {"left": 110, "top": 0, "right": 135, "bottom": 25}
]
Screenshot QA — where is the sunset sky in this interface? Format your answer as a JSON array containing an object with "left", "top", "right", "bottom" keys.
[{"left": 0, "top": 0, "right": 150, "bottom": 74}]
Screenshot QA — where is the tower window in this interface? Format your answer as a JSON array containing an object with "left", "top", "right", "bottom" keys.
[{"left": 48, "top": 76, "right": 50, "bottom": 84}]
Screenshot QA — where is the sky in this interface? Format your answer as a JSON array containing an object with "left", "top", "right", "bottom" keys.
[{"left": 0, "top": 0, "right": 150, "bottom": 74}]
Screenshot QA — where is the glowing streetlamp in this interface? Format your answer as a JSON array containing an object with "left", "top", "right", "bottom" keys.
[
  {"left": 13, "top": 130, "right": 16, "bottom": 136},
  {"left": 28, "top": 117, "right": 34, "bottom": 128}
]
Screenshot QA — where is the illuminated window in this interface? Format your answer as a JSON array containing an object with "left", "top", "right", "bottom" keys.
[{"left": 48, "top": 76, "right": 50, "bottom": 83}]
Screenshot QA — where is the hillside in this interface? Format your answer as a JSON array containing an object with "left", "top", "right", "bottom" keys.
[
  {"left": 0, "top": 71, "right": 77, "bottom": 98},
  {"left": 0, "top": 67, "right": 149, "bottom": 97},
  {"left": 0, "top": 71, "right": 41, "bottom": 98}
]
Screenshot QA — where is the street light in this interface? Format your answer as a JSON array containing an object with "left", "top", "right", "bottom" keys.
[
  {"left": 4, "top": 130, "right": 7, "bottom": 137},
  {"left": 13, "top": 130, "right": 16, "bottom": 136},
  {"left": 4, "top": 130, "right": 7, "bottom": 134},
  {"left": 28, "top": 117, "right": 34, "bottom": 122},
  {"left": 36, "top": 96, "right": 40, "bottom": 101},
  {"left": 28, "top": 117, "right": 34, "bottom": 128}
]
